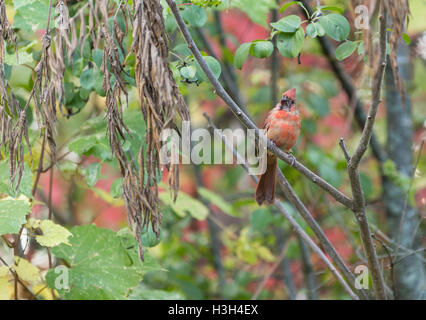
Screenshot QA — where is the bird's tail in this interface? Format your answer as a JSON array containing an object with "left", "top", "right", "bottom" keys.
[{"left": 255, "top": 153, "right": 277, "bottom": 205}]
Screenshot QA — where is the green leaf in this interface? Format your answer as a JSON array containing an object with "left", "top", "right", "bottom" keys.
[
  {"left": 13, "top": 0, "right": 54, "bottom": 32},
  {"left": 92, "top": 49, "right": 103, "bottom": 68},
  {"left": 14, "top": 257, "right": 41, "bottom": 284},
  {"left": 110, "top": 178, "right": 123, "bottom": 198},
  {"left": 198, "top": 187, "right": 238, "bottom": 217},
  {"left": 0, "top": 197, "right": 31, "bottom": 235},
  {"left": 402, "top": 32, "right": 411, "bottom": 45},
  {"left": 182, "top": 5, "right": 207, "bottom": 27},
  {"left": 84, "top": 162, "right": 101, "bottom": 188},
  {"left": 280, "top": 1, "right": 300, "bottom": 13},
  {"left": 4, "top": 41, "right": 37, "bottom": 66},
  {"left": 335, "top": 40, "right": 357, "bottom": 60},
  {"left": 80, "top": 68, "right": 102, "bottom": 91},
  {"left": 195, "top": 56, "right": 221, "bottom": 81},
  {"left": 159, "top": 190, "right": 209, "bottom": 220},
  {"left": 316, "top": 5, "right": 344, "bottom": 14},
  {"left": 276, "top": 27, "right": 305, "bottom": 58},
  {"left": 180, "top": 65, "right": 196, "bottom": 79},
  {"left": 140, "top": 225, "right": 161, "bottom": 248},
  {"left": 35, "top": 220, "right": 72, "bottom": 247},
  {"left": 234, "top": 42, "right": 252, "bottom": 69},
  {"left": 46, "top": 225, "right": 156, "bottom": 300},
  {"left": 319, "top": 14, "right": 350, "bottom": 41},
  {"left": 306, "top": 22, "right": 325, "bottom": 38},
  {"left": 251, "top": 41, "right": 274, "bottom": 58},
  {"left": 270, "top": 15, "right": 301, "bottom": 33},
  {"left": 0, "top": 160, "right": 33, "bottom": 199}
]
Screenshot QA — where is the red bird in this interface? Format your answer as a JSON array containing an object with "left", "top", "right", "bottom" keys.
[{"left": 255, "top": 88, "right": 301, "bottom": 205}]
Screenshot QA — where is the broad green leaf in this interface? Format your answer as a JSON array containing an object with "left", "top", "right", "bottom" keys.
[
  {"left": 68, "top": 134, "right": 99, "bottom": 155},
  {"left": 306, "top": 22, "right": 325, "bottom": 38},
  {"left": 198, "top": 187, "right": 238, "bottom": 217},
  {"left": 276, "top": 27, "right": 305, "bottom": 58},
  {"left": 80, "top": 68, "right": 102, "bottom": 91},
  {"left": 319, "top": 13, "right": 350, "bottom": 41},
  {"left": 182, "top": 5, "right": 207, "bottom": 27},
  {"left": 140, "top": 225, "right": 161, "bottom": 248},
  {"left": 14, "top": 257, "right": 41, "bottom": 284},
  {"left": 46, "top": 225, "right": 157, "bottom": 300},
  {"left": 13, "top": 0, "right": 55, "bottom": 32},
  {"left": 335, "top": 40, "right": 357, "bottom": 60},
  {"left": 251, "top": 41, "right": 274, "bottom": 58},
  {"left": 0, "top": 196, "right": 31, "bottom": 235},
  {"left": 110, "top": 178, "right": 123, "bottom": 199},
  {"left": 180, "top": 65, "right": 196, "bottom": 79},
  {"left": 35, "top": 220, "right": 72, "bottom": 247},
  {"left": 270, "top": 15, "right": 301, "bottom": 33},
  {"left": 234, "top": 42, "right": 252, "bottom": 69},
  {"left": 84, "top": 162, "right": 101, "bottom": 188},
  {"left": 159, "top": 190, "right": 209, "bottom": 220},
  {"left": 195, "top": 56, "right": 221, "bottom": 81},
  {"left": 92, "top": 49, "right": 103, "bottom": 68}
]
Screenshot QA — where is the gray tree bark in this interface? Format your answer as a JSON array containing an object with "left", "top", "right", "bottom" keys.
[{"left": 384, "top": 41, "right": 426, "bottom": 299}]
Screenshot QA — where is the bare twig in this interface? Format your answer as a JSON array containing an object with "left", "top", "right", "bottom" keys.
[{"left": 340, "top": 1, "right": 388, "bottom": 299}]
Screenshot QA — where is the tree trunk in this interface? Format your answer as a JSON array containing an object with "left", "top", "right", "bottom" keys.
[{"left": 383, "top": 40, "right": 426, "bottom": 299}]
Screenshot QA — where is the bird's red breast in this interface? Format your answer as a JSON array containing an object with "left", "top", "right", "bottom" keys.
[{"left": 264, "top": 88, "right": 301, "bottom": 151}]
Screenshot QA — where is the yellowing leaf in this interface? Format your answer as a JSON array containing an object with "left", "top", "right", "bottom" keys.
[
  {"left": 36, "top": 220, "right": 72, "bottom": 247},
  {"left": 0, "top": 276, "right": 11, "bottom": 300},
  {"left": 0, "top": 266, "right": 9, "bottom": 277},
  {"left": 255, "top": 245, "right": 275, "bottom": 262},
  {"left": 14, "top": 257, "right": 41, "bottom": 284}
]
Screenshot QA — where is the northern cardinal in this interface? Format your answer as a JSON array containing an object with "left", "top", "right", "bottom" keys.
[{"left": 255, "top": 88, "right": 301, "bottom": 205}]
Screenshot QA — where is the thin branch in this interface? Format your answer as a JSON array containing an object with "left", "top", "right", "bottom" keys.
[
  {"left": 203, "top": 112, "right": 359, "bottom": 300},
  {"left": 341, "top": 1, "right": 388, "bottom": 299}
]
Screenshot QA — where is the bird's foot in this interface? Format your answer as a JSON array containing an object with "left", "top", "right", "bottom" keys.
[{"left": 287, "top": 150, "right": 296, "bottom": 166}]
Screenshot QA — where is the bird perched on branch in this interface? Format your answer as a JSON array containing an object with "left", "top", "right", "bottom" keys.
[{"left": 255, "top": 88, "right": 301, "bottom": 205}]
